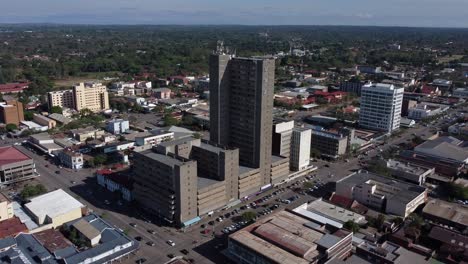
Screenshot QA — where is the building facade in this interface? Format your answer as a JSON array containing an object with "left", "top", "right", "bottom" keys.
[
  {"left": 106, "top": 119, "right": 130, "bottom": 135},
  {"left": 0, "top": 100, "right": 24, "bottom": 126},
  {"left": 0, "top": 146, "right": 38, "bottom": 185},
  {"left": 310, "top": 130, "right": 347, "bottom": 159},
  {"left": 73, "top": 82, "right": 110, "bottom": 112},
  {"left": 47, "top": 90, "right": 75, "bottom": 109},
  {"left": 133, "top": 151, "right": 198, "bottom": 226},
  {"left": 57, "top": 149, "right": 84, "bottom": 170},
  {"left": 359, "top": 83, "right": 404, "bottom": 132},
  {"left": 290, "top": 128, "right": 311, "bottom": 171},
  {"left": 33, "top": 114, "right": 57, "bottom": 129},
  {"left": 272, "top": 120, "right": 294, "bottom": 157},
  {"left": 210, "top": 54, "right": 275, "bottom": 188}
]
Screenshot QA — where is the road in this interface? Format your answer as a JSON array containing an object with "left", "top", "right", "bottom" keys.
[{"left": 1, "top": 104, "right": 465, "bottom": 264}]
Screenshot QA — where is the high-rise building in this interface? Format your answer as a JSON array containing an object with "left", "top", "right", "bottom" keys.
[
  {"left": 47, "top": 82, "right": 109, "bottom": 112},
  {"left": 272, "top": 120, "right": 294, "bottom": 157},
  {"left": 73, "top": 82, "right": 109, "bottom": 112},
  {"left": 0, "top": 100, "right": 24, "bottom": 126},
  {"left": 359, "top": 83, "right": 404, "bottom": 132},
  {"left": 210, "top": 53, "right": 275, "bottom": 187},
  {"left": 290, "top": 128, "right": 311, "bottom": 171}
]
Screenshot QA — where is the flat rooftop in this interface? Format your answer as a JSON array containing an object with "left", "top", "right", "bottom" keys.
[
  {"left": 386, "top": 159, "right": 432, "bottom": 175},
  {"left": 423, "top": 199, "right": 468, "bottom": 227},
  {"left": 0, "top": 146, "right": 31, "bottom": 167},
  {"left": 229, "top": 210, "right": 351, "bottom": 264},
  {"left": 197, "top": 177, "right": 223, "bottom": 190},
  {"left": 301, "top": 199, "right": 366, "bottom": 225},
  {"left": 24, "top": 189, "right": 84, "bottom": 221},
  {"left": 138, "top": 150, "right": 191, "bottom": 167},
  {"left": 338, "top": 172, "right": 426, "bottom": 204}
]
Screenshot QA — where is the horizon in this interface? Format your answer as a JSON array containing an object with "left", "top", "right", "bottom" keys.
[{"left": 1, "top": 0, "right": 467, "bottom": 28}]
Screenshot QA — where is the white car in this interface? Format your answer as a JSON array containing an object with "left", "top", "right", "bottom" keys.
[{"left": 167, "top": 240, "right": 175, "bottom": 246}]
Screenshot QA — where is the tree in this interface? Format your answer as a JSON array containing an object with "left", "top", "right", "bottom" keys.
[
  {"left": 50, "top": 106, "right": 63, "bottom": 114},
  {"left": 20, "top": 184, "right": 47, "bottom": 200},
  {"left": 242, "top": 211, "right": 257, "bottom": 222},
  {"left": 344, "top": 220, "right": 360, "bottom": 233},
  {"left": 5, "top": 123, "right": 17, "bottom": 132},
  {"left": 391, "top": 217, "right": 404, "bottom": 226},
  {"left": 164, "top": 114, "right": 179, "bottom": 126},
  {"left": 24, "top": 111, "right": 34, "bottom": 121},
  {"left": 93, "top": 154, "right": 107, "bottom": 166}
]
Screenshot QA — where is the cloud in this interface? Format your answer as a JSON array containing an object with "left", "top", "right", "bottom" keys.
[{"left": 355, "top": 13, "right": 374, "bottom": 19}]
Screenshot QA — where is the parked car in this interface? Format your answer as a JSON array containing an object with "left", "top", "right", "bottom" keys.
[
  {"left": 129, "top": 223, "right": 137, "bottom": 228},
  {"left": 167, "top": 240, "right": 176, "bottom": 246}
]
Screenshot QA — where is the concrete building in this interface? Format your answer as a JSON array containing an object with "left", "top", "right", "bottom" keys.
[
  {"left": 24, "top": 189, "right": 84, "bottom": 228},
  {"left": 414, "top": 136, "right": 468, "bottom": 164},
  {"left": 73, "top": 82, "right": 109, "bottom": 112},
  {"left": 48, "top": 113, "right": 72, "bottom": 125},
  {"left": 47, "top": 89, "right": 75, "bottom": 109},
  {"left": 156, "top": 136, "right": 201, "bottom": 159},
  {"left": 422, "top": 199, "right": 468, "bottom": 231},
  {"left": 135, "top": 131, "right": 174, "bottom": 146},
  {"left": 0, "top": 193, "right": 13, "bottom": 222},
  {"left": 359, "top": 83, "right": 404, "bottom": 132},
  {"left": 385, "top": 159, "right": 435, "bottom": 186},
  {"left": 33, "top": 114, "right": 57, "bottom": 129},
  {"left": 0, "top": 146, "right": 38, "bottom": 185},
  {"left": 106, "top": 119, "right": 130, "bottom": 135},
  {"left": 48, "top": 82, "right": 109, "bottom": 112},
  {"left": 310, "top": 130, "right": 347, "bottom": 159},
  {"left": 227, "top": 210, "right": 353, "bottom": 264},
  {"left": 0, "top": 100, "right": 24, "bottom": 126},
  {"left": 57, "top": 148, "right": 84, "bottom": 170},
  {"left": 153, "top": 88, "right": 172, "bottom": 99},
  {"left": 96, "top": 168, "right": 134, "bottom": 201},
  {"left": 290, "top": 128, "right": 311, "bottom": 171},
  {"left": 427, "top": 226, "right": 468, "bottom": 264},
  {"left": 408, "top": 103, "right": 448, "bottom": 120},
  {"left": 270, "top": 156, "right": 290, "bottom": 185},
  {"left": 336, "top": 171, "right": 427, "bottom": 217},
  {"left": 293, "top": 199, "right": 367, "bottom": 228},
  {"left": 272, "top": 120, "right": 294, "bottom": 157},
  {"left": 133, "top": 151, "right": 198, "bottom": 226},
  {"left": 70, "top": 126, "right": 105, "bottom": 142},
  {"left": 28, "top": 133, "right": 63, "bottom": 154},
  {"left": 339, "top": 80, "right": 365, "bottom": 96},
  {"left": 210, "top": 53, "right": 275, "bottom": 189},
  {"left": 354, "top": 240, "right": 430, "bottom": 264}
]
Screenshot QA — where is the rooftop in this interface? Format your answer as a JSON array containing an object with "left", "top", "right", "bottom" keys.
[
  {"left": 229, "top": 210, "right": 351, "bottom": 264},
  {"left": 0, "top": 217, "right": 28, "bottom": 239},
  {"left": 298, "top": 199, "right": 367, "bottom": 226},
  {"left": 197, "top": 177, "right": 223, "bottom": 190},
  {"left": 138, "top": 150, "right": 191, "bottom": 167},
  {"left": 24, "top": 189, "right": 84, "bottom": 221},
  {"left": 338, "top": 171, "right": 426, "bottom": 205},
  {"left": 386, "top": 159, "right": 433, "bottom": 175},
  {"left": 0, "top": 146, "right": 31, "bottom": 167},
  {"left": 73, "top": 219, "right": 101, "bottom": 240},
  {"left": 423, "top": 199, "right": 468, "bottom": 228},
  {"left": 33, "top": 229, "right": 73, "bottom": 253},
  {"left": 48, "top": 113, "right": 72, "bottom": 124},
  {"left": 415, "top": 136, "right": 468, "bottom": 163}
]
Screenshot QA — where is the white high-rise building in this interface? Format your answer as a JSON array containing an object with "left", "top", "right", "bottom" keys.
[
  {"left": 359, "top": 83, "right": 404, "bottom": 133},
  {"left": 290, "top": 127, "right": 311, "bottom": 171}
]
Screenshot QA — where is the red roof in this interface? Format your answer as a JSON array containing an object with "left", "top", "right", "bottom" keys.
[
  {"left": 0, "top": 217, "right": 28, "bottom": 239},
  {"left": 97, "top": 168, "right": 133, "bottom": 189},
  {"left": 329, "top": 193, "right": 353, "bottom": 208},
  {"left": 0, "top": 146, "right": 31, "bottom": 166},
  {"left": 34, "top": 229, "right": 73, "bottom": 252},
  {"left": 0, "top": 83, "right": 29, "bottom": 93}
]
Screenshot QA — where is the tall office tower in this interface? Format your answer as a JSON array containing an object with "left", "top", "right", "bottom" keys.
[
  {"left": 290, "top": 128, "right": 311, "bottom": 171},
  {"left": 272, "top": 120, "right": 294, "bottom": 157},
  {"left": 359, "top": 83, "right": 404, "bottom": 133},
  {"left": 73, "top": 82, "right": 109, "bottom": 112},
  {"left": 210, "top": 52, "right": 275, "bottom": 186}
]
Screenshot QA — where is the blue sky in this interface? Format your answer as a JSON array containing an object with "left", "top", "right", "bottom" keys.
[{"left": 0, "top": 0, "right": 467, "bottom": 27}]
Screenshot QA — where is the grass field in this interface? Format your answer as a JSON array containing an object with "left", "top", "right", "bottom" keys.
[
  {"left": 53, "top": 71, "right": 122, "bottom": 88},
  {"left": 437, "top": 55, "right": 464, "bottom": 64}
]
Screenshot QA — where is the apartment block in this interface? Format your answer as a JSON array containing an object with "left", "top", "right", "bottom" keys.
[
  {"left": 359, "top": 83, "right": 404, "bottom": 132},
  {"left": 47, "top": 89, "right": 74, "bottom": 109},
  {"left": 133, "top": 151, "right": 198, "bottom": 226},
  {"left": 106, "top": 119, "right": 130, "bottom": 134},
  {"left": 290, "top": 128, "right": 311, "bottom": 171},
  {"left": 73, "top": 82, "right": 109, "bottom": 112},
  {"left": 210, "top": 53, "right": 275, "bottom": 188},
  {"left": 156, "top": 136, "right": 201, "bottom": 159},
  {"left": 272, "top": 120, "right": 294, "bottom": 157},
  {"left": 47, "top": 82, "right": 109, "bottom": 112},
  {"left": 310, "top": 130, "right": 347, "bottom": 159},
  {"left": 0, "top": 100, "right": 24, "bottom": 126}
]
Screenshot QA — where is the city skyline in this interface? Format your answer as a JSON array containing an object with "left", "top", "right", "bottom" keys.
[{"left": 1, "top": 0, "right": 468, "bottom": 28}]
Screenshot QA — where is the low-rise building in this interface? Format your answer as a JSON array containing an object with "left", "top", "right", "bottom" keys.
[
  {"left": 0, "top": 216, "right": 28, "bottom": 239},
  {"left": 48, "top": 113, "right": 72, "bottom": 125},
  {"left": 153, "top": 88, "right": 172, "bottom": 99},
  {"left": 106, "top": 119, "right": 130, "bottom": 134},
  {"left": 96, "top": 168, "right": 134, "bottom": 201},
  {"left": 0, "top": 82, "right": 29, "bottom": 94},
  {"left": 135, "top": 130, "right": 175, "bottom": 146},
  {"left": 33, "top": 114, "right": 57, "bottom": 129},
  {"left": 385, "top": 159, "right": 435, "bottom": 186},
  {"left": 407, "top": 103, "right": 449, "bottom": 120},
  {"left": 453, "top": 87, "right": 468, "bottom": 98},
  {"left": 20, "top": 121, "right": 48, "bottom": 132},
  {"left": 0, "top": 193, "right": 13, "bottom": 222},
  {"left": 427, "top": 226, "right": 468, "bottom": 263},
  {"left": 227, "top": 210, "right": 353, "bottom": 264},
  {"left": 354, "top": 240, "right": 430, "bottom": 264},
  {"left": 414, "top": 136, "right": 468, "bottom": 164},
  {"left": 0, "top": 146, "right": 38, "bottom": 186},
  {"left": 310, "top": 130, "right": 348, "bottom": 159},
  {"left": 422, "top": 199, "right": 468, "bottom": 231},
  {"left": 293, "top": 199, "right": 367, "bottom": 228},
  {"left": 24, "top": 189, "right": 84, "bottom": 228},
  {"left": 70, "top": 126, "right": 105, "bottom": 142},
  {"left": 57, "top": 148, "right": 84, "bottom": 170},
  {"left": 336, "top": 171, "right": 427, "bottom": 217},
  {"left": 29, "top": 133, "right": 63, "bottom": 154},
  {"left": 448, "top": 122, "right": 468, "bottom": 136}
]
